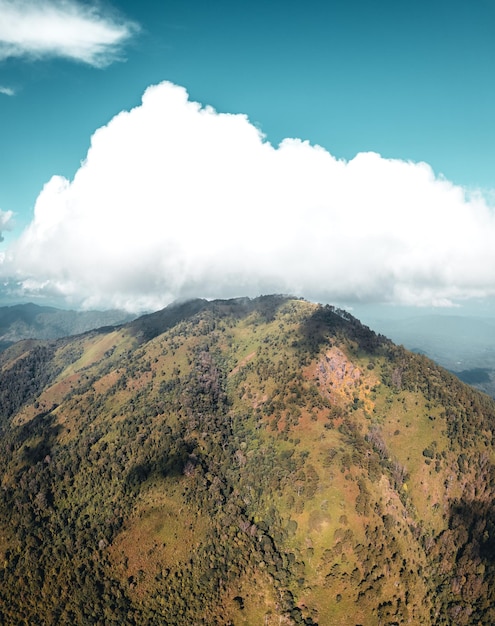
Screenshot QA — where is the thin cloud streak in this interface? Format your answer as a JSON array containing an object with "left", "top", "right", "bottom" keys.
[
  {"left": 2, "top": 81, "right": 495, "bottom": 312},
  {"left": 0, "top": 85, "right": 14, "bottom": 95},
  {"left": 0, "top": 209, "right": 14, "bottom": 242},
  {"left": 0, "top": 0, "right": 139, "bottom": 67}
]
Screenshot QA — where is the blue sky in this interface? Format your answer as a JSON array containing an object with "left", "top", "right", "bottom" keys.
[{"left": 1, "top": 0, "right": 495, "bottom": 312}]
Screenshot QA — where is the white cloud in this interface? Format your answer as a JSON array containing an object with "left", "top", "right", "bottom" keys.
[
  {"left": 0, "top": 209, "right": 14, "bottom": 242},
  {"left": 0, "top": 85, "right": 14, "bottom": 95},
  {"left": 2, "top": 81, "right": 495, "bottom": 312},
  {"left": 0, "top": 0, "right": 138, "bottom": 67}
]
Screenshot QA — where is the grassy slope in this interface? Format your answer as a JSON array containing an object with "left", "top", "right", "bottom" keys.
[{"left": 0, "top": 297, "right": 494, "bottom": 624}]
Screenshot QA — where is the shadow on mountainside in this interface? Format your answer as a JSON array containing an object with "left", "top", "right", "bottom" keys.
[
  {"left": 431, "top": 494, "right": 495, "bottom": 624},
  {"left": 296, "top": 305, "right": 390, "bottom": 358},
  {"left": 125, "top": 443, "right": 194, "bottom": 493},
  {"left": 128, "top": 295, "right": 291, "bottom": 343},
  {"left": 448, "top": 496, "right": 495, "bottom": 565},
  {"left": 20, "top": 412, "right": 62, "bottom": 465}
]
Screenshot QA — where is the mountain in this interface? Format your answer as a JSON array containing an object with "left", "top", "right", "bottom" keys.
[
  {"left": 0, "top": 302, "right": 135, "bottom": 351},
  {"left": 359, "top": 313, "right": 495, "bottom": 398},
  {"left": 0, "top": 296, "right": 494, "bottom": 625}
]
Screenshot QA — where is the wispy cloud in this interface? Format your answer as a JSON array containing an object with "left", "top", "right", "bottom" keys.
[
  {"left": 0, "top": 85, "right": 14, "bottom": 95},
  {"left": 2, "top": 81, "right": 495, "bottom": 312},
  {"left": 0, "top": 0, "right": 139, "bottom": 68},
  {"left": 0, "top": 209, "right": 14, "bottom": 242}
]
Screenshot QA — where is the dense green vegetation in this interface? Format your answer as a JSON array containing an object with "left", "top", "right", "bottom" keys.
[{"left": 0, "top": 296, "right": 494, "bottom": 624}]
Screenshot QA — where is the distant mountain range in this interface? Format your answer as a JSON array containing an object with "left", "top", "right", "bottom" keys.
[
  {"left": 0, "top": 295, "right": 494, "bottom": 624},
  {"left": 0, "top": 303, "right": 135, "bottom": 350},
  {"left": 367, "top": 314, "right": 495, "bottom": 397}
]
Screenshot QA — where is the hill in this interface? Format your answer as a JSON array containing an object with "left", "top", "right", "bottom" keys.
[
  {"left": 0, "top": 296, "right": 494, "bottom": 624},
  {"left": 360, "top": 312, "right": 495, "bottom": 398},
  {"left": 0, "top": 303, "right": 135, "bottom": 351}
]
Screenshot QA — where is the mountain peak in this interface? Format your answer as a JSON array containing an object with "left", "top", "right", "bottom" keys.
[{"left": 0, "top": 296, "right": 493, "bottom": 624}]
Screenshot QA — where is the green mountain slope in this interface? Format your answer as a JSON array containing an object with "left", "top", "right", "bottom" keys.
[{"left": 0, "top": 296, "right": 494, "bottom": 625}]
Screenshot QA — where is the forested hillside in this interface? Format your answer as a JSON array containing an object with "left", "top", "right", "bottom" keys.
[{"left": 0, "top": 296, "right": 494, "bottom": 625}]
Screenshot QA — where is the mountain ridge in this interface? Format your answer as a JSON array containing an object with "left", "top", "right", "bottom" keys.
[
  {"left": 361, "top": 312, "right": 495, "bottom": 397},
  {"left": 0, "top": 295, "right": 493, "bottom": 624}
]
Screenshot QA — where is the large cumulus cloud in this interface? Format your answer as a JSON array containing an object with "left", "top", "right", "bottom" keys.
[{"left": 2, "top": 81, "right": 495, "bottom": 311}]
